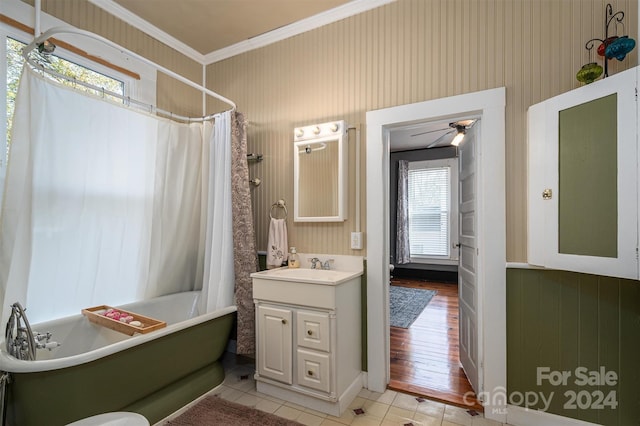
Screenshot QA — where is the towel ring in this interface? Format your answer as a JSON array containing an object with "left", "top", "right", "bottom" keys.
[{"left": 270, "top": 200, "right": 287, "bottom": 220}]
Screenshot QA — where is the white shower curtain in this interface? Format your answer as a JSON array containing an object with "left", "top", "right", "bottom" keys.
[
  {"left": 0, "top": 68, "right": 232, "bottom": 325},
  {"left": 200, "top": 111, "right": 235, "bottom": 313}
]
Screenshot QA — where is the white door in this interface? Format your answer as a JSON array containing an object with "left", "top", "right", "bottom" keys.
[{"left": 458, "top": 130, "right": 480, "bottom": 393}]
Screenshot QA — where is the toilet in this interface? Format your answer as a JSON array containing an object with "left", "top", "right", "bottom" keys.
[{"left": 66, "top": 412, "right": 149, "bottom": 426}]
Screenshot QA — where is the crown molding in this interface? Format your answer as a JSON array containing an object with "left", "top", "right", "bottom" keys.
[
  {"left": 89, "top": 0, "right": 396, "bottom": 66},
  {"left": 204, "top": 0, "right": 396, "bottom": 64},
  {"left": 88, "top": 0, "right": 206, "bottom": 63}
]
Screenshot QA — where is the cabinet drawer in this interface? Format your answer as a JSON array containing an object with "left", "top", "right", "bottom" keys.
[
  {"left": 296, "top": 310, "right": 330, "bottom": 352},
  {"left": 297, "top": 348, "right": 330, "bottom": 393}
]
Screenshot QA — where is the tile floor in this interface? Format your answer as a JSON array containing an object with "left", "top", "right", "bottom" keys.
[{"left": 161, "top": 359, "right": 511, "bottom": 426}]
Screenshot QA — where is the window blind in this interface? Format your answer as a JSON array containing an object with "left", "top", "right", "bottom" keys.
[{"left": 408, "top": 166, "right": 450, "bottom": 257}]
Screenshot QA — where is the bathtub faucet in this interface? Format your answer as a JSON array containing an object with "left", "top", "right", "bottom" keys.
[
  {"left": 5, "top": 302, "right": 60, "bottom": 360},
  {"left": 34, "top": 332, "right": 60, "bottom": 350}
]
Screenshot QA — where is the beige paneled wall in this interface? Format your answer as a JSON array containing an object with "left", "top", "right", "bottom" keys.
[
  {"left": 38, "top": 0, "right": 203, "bottom": 118},
  {"left": 207, "top": 0, "right": 638, "bottom": 261}
]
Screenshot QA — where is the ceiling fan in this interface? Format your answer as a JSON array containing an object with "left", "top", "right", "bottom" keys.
[{"left": 411, "top": 119, "right": 478, "bottom": 148}]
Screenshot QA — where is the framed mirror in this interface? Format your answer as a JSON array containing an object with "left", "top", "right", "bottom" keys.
[{"left": 293, "top": 121, "right": 348, "bottom": 222}]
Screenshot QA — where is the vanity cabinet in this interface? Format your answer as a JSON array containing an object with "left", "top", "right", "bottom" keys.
[
  {"left": 252, "top": 270, "right": 362, "bottom": 417},
  {"left": 528, "top": 65, "right": 639, "bottom": 279}
]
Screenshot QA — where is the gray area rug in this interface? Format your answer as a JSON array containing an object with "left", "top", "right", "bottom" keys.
[
  {"left": 390, "top": 286, "right": 437, "bottom": 328},
  {"left": 166, "top": 395, "right": 302, "bottom": 425}
]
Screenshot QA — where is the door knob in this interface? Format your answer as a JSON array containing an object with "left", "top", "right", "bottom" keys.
[{"left": 542, "top": 188, "right": 552, "bottom": 200}]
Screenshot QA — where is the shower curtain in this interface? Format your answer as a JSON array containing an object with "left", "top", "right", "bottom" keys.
[
  {"left": 200, "top": 111, "right": 257, "bottom": 354},
  {"left": 230, "top": 112, "right": 258, "bottom": 355},
  {"left": 0, "top": 67, "right": 248, "bottom": 326}
]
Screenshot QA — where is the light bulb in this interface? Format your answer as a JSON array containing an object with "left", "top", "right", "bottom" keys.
[{"left": 451, "top": 132, "right": 465, "bottom": 146}]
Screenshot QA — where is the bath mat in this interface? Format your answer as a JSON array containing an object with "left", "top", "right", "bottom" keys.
[
  {"left": 390, "top": 286, "right": 437, "bottom": 328},
  {"left": 165, "top": 395, "right": 302, "bottom": 426}
]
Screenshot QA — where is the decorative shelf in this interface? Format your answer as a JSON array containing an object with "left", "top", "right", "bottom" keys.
[{"left": 247, "top": 153, "right": 263, "bottom": 162}]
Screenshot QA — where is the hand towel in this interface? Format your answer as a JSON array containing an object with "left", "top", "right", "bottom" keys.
[{"left": 266, "top": 218, "right": 288, "bottom": 269}]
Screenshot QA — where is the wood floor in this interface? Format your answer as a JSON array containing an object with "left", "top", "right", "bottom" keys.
[{"left": 388, "top": 278, "right": 483, "bottom": 411}]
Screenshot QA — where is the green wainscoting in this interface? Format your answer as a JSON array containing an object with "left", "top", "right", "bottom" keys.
[
  {"left": 558, "top": 94, "right": 617, "bottom": 258},
  {"left": 507, "top": 268, "right": 640, "bottom": 425}
]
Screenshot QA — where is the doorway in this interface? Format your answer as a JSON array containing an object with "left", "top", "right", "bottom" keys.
[
  {"left": 387, "top": 119, "right": 481, "bottom": 409},
  {"left": 365, "top": 88, "right": 507, "bottom": 422},
  {"left": 389, "top": 279, "right": 481, "bottom": 410}
]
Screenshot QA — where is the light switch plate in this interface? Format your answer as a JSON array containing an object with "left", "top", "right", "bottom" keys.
[{"left": 350, "top": 232, "right": 363, "bottom": 250}]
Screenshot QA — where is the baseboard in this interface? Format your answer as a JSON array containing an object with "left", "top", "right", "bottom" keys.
[
  {"left": 256, "top": 373, "right": 363, "bottom": 417},
  {"left": 392, "top": 267, "right": 458, "bottom": 283}
]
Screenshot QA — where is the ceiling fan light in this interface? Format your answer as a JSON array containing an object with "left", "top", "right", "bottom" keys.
[{"left": 451, "top": 131, "right": 465, "bottom": 146}]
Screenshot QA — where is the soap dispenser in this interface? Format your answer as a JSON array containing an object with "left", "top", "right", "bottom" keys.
[{"left": 289, "top": 247, "right": 300, "bottom": 268}]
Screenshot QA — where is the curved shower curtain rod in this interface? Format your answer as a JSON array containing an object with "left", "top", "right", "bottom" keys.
[{"left": 22, "top": 26, "right": 237, "bottom": 122}]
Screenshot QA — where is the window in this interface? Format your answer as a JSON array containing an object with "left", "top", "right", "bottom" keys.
[
  {"left": 408, "top": 158, "right": 458, "bottom": 262},
  {"left": 5, "top": 37, "right": 125, "bottom": 154},
  {"left": 2, "top": 30, "right": 135, "bottom": 205}
]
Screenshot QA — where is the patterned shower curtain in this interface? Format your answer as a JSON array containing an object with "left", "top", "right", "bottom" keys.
[{"left": 230, "top": 112, "right": 258, "bottom": 355}]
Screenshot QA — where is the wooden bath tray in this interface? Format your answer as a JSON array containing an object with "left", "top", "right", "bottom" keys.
[{"left": 82, "top": 305, "right": 166, "bottom": 336}]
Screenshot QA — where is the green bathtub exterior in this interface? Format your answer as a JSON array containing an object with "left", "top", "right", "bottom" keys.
[{"left": 5, "top": 311, "right": 235, "bottom": 426}]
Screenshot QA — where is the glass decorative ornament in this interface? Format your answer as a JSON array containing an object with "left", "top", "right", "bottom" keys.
[
  {"left": 604, "top": 36, "right": 636, "bottom": 60},
  {"left": 597, "top": 36, "right": 618, "bottom": 56},
  {"left": 576, "top": 62, "right": 603, "bottom": 84}
]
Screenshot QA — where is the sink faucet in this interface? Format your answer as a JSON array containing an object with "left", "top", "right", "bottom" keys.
[
  {"left": 309, "top": 258, "right": 321, "bottom": 269},
  {"left": 322, "top": 259, "right": 334, "bottom": 270}
]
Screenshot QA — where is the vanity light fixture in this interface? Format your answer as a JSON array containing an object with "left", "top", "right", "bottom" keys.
[{"left": 294, "top": 120, "right": 346, "bottom": 142}]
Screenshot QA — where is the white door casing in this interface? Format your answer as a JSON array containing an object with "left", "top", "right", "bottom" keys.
[
  {"left": 366, "top": 87, "right": 506, "bottom": 421},
  {"left": 458, "top": 127, "right": 480, "bottom": 393}
]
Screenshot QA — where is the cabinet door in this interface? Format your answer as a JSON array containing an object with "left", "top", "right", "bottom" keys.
[
  {"left": 257, "top": 305, "right": 292, "bottom": 384},
  {"left": 528, "top": 66, "right": 638, "bottom": 279}
]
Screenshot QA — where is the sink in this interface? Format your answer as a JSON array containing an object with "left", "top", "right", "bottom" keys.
[{"left": 250, "top": 267, "right": 361, "bottom": 285}]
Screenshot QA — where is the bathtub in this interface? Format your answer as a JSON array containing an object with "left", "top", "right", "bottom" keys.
[{"left": 0, "top": 291, "right": 236, "bottom": 426}]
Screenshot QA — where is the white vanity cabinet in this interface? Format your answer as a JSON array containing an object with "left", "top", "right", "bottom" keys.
[{"left": 252, "top": 263, "right": 363, "bottom": 417}]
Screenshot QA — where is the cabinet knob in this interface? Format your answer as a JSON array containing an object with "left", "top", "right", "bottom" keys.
[
  {"left": 281, "top": 319, "right": 287, "bottom": 324},
  {"left": 542, "top": 188, "right": 552, "bottom": 200},
  {"left": 307, "top": 330, "right": 313, "bottom": 336},
  {"left": 308, "top": 370, "right": 313, "bottom": 376}
]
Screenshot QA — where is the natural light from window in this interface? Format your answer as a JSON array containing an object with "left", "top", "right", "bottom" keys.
[
  {"left": 5, "top": 37, "right": 124, "bottom": 162},
  {"left": 408, "top": 165, "right": 451, "bottom": 258}
]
